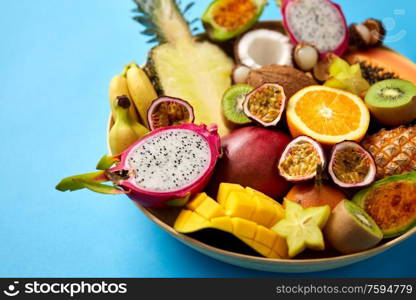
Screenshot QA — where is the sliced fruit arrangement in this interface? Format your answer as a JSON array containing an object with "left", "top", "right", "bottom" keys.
[
  {"left": 57, "top": 124, "right": 221, "bottom": 208},
  {"left": 352, "top": 172, "right": 416, "bottom": 238},
  {"left": 222, "top": 84, "right": 253, "bottom": 124},
  {"left": 243, "top": 83, "right": 286, "bottom": 126},
  {"left": 286, "top": 85, "right": 370, "bottom": 145},
  {"left": 272, "top": 200, "right": 331, "bottom": 257},
  {"left": 281, "top": 0, "right": 349, "bottom": 56},
  {"left": 109, "top": 96, "right": 149, "bottom": 155},
  {"left": 147, "top": 97, "right": 195, "bottom": 130},
  {"left": 135, "top": 0, "right": 234, "bottom": 135},
  {"left": 57, "top": 0, "right": 416, "bottom": 261},
  {"left": 344, "top": 47, "right": 416, "bottom": 85},
  {"left": 324, "top": 200, "right": 383, "bottom": 254},
  {"left": 278, "top": 136, "right": 325, "bottom": 182},
  {"left": 328, "top": 141, "right": 376, "bottom": 188},
  {"left": 364, "top": 79, "right": 416, "bottom": 126},
  {"left": 202, "top": 0, "right": 267, "bottom": 41},
  {"left": 174, "top": 184, "right": 289, "bottom": 258},
  {"left": 362, "top": 125, "right": 416, "bottom": 179},
  {"left": 323, "top": 56, "right": 370, "bottom": 96},
  {"left": 235, "top": 28, "right": 293, "bottom": 68}
]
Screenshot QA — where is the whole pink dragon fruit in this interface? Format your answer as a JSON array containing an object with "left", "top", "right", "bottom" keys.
[
  {"left": 56, "top": 123, "right": 221, "bottom": 208},
  {"left": 281, "top": 0, "right": 349, "bottom": 57}
]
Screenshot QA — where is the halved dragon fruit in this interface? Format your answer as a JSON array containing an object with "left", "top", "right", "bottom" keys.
[
  {"left": 328, "top": 141, "right": 376, "bottom": 188},
  {"left": 56, "top": 123, "right": 221, "bottom": 208},
  {"left": 281, "top": 0, "right": 349, "bottom": 57}
]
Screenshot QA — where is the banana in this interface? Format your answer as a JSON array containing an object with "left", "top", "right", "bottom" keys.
[
  {"left": 109, "top": 96, "right": 149, "bottom": 155},
  {"left": 125, "top": 62, "right": 158, "bottom": 129},
  {"left": 109, "top": 74, "right": 139, "bottom": 122}
]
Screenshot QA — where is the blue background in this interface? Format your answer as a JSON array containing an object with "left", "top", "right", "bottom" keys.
[{"left": 0, "top": 0, "right": 415, "bottom": 277}]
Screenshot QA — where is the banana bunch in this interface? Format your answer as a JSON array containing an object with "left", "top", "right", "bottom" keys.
[{"left": 108, "top": 62, "right": 158, "bottom": 155}]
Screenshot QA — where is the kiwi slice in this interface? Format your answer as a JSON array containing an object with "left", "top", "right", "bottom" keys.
[
  {"left": 222, "top": 84, "right": 253, "bottom": 124},
  {"left": 324, "top": 200, "right": 383, "bottom": 254},
  {"left": 365, "top": 79, "right": 416, "bottom": 126}
]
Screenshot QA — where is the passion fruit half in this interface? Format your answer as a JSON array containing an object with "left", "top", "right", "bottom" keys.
[
  {"left": 278, "top": 136, "right": 325, "bottom": 182},
  {"left": 147, "top": 97, "right": 195, "bottom": 131},
  {"left": 202, "top": 0, "right": 267, "bottom": 41},
  {"left": 329, "top": 141, "right": 376, "bottom": 188},
  {"left": 243, "top": 83, "right": 286, "bottom": 127}
]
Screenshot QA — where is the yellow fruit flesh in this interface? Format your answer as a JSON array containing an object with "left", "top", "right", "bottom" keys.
[
  {"left": 174, "top": 188, "right": 288, "bottom": 259},
  {"left": 152, "top": 40, "right": 233, "bottom": 136},
  {"left": 125, "top": 63, "right": 158, "bottom": 129}
]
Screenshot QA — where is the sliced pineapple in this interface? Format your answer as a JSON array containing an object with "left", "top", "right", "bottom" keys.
[{"left": 134, "top": 0, "right": 234, "bottom": 135}]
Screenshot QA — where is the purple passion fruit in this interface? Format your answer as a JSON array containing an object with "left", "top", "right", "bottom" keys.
[
  {"left": 243, "top": 83, "right": 286, "bottom": 127},
  {"left": 278, "top": 136, "right": 325, "bottom": 182},
  {"left": 329, "top": 141, "right": 376, "bottom": 188}
]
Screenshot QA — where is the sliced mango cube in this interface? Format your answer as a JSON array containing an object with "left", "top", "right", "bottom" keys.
[
  {"left": 210, "top": 216, "right": 233, "bottom": 233},
  {"left": 232, "top": 217, "right": 257, "bottom": 239},
  {"left": 254, "top": 225, "right": 277, "bottom": 249},
  {"left": 224, "top": 191, "right": 255, "bottom": 219},
  {"left": 186, "top": 193, "right": 209, "bottom": 211},
  {"left": 174, "top": 210, "right": 210, "bottom": 233},
  {"left": 193, "top": 196, "right": 224, "bottom": 220},
  {"left": 217, "top": 183, "right": 244, "bottom": 205},
  {"left": 173, "top": 184, "right": 289, "bottom": 259}
]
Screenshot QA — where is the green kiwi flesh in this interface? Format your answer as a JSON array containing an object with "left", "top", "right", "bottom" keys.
[
  {"left": 324, "top": 200, "right": 383, "bottom": 254},
  {"left": 222, "top": 84, "right": 253, "bottom": 124},
  {"left": 365, "top": 79, "right": 416, "bottom": 126}
]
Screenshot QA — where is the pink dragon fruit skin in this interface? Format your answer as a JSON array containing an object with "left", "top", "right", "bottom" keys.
[
  {"left": 56, "top": 123, "right": 221, "bottom": 208},
  {"left": 281, "top": 0, "right": 349, "bottom": 57},
  {"left": 110, "top": 123, "right": 221, "bottom": 208}
]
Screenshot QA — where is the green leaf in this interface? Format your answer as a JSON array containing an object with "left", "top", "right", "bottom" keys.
[
  {"left": 96, "top": 155, "right": 120, "bottom": 170},
  {"left": 78, "top": 180, "right": 127, "bottom": 195},
  {"left": 55, "top": 171, "right": 108, "bottom": 192}
]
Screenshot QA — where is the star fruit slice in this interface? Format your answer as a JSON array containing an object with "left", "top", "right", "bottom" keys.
[{"left": 272, "top": 199, "right": 331, "bottom": 257}]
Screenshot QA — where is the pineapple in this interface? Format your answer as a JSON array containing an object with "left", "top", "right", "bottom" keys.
[
  {"left": 362, "top": 126, "right": 416, "bottom": 179},
  {"left": 133, "top": 0, "right": 234, "bottom": 135}
]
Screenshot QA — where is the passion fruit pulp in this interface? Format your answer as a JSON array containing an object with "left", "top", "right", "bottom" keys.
[
  {"left": 202, "top": 0, "right": 267, "bottom": 41},
  {"left": 278, "top": 136, "right": 325, "bottom": 182},
  {"left": 329, "top": 141, "right": 376, "bottom": 188},
  {"left": 147, "top": 97, "right": 194, "bottom": 131},
  {"left": 243, "top": 83, "right": 286, "bottom": 126}
]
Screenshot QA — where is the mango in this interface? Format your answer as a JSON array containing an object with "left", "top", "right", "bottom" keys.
[{"left": 174, "top": 187, "right": 288, "bottom": 259}]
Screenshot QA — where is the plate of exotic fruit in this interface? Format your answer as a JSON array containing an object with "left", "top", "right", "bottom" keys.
[{"left": 56, "top": 0, "right": 416, "bottom": 273}]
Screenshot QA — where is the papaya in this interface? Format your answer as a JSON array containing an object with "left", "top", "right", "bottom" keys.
[
  {"left": 174, "top": 185, "right": 288, "bottom": 259},
  {"left": 352, "top": 172, "right": 416, "bottom": 238},
  {"left": 344, "top": 47, "right": 416, "bottom": 85}
]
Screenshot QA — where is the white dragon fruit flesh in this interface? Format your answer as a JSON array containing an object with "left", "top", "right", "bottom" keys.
[
  {"left": 281, "top": 0, "right": 349, "bottom": 56},
  {"left": 56, "top": 123, "right": 221, "bottom": 208}
]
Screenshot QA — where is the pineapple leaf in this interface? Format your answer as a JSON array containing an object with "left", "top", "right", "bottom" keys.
[
  {"left": 183, "top": 2, "right": 195, "bottom": 14},
  {"left": 132, "top": 0, "right": 198, "bottom": 44}
]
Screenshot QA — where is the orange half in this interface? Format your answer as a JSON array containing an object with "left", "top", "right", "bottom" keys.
[{"left": 286, "top": 86, "right": 370, "bottom": 145}]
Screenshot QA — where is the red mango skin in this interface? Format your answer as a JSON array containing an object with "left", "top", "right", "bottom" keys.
[{"left": 208, "top": 126, "right": 292, "bottom": 200}]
